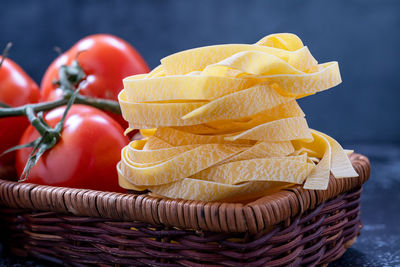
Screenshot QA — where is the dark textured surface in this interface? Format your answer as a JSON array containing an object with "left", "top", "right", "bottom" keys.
[
  {"left": 0, "top": 144, "right": 399, "bottom": 266},
  {"left": 330, "top": 144, "right": 400, "bottom": 267},
  {"left": 0, "top": 0, "right": 400, "bottom": 143}
]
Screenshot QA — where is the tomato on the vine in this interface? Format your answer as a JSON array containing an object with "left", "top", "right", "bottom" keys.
[
  {"left": 0, "top": 57, "right": 40, "bottom": 171},
  {"left": 40, "top": 34, "right": 149, "bottom": 128},
  {"left": 16, "top": 105, "right": 129, "bottom": 192}
]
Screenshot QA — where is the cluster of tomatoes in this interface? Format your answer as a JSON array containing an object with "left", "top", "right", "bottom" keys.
[{"left": 0, "top": 34, "right": 149, "bottom": 192}]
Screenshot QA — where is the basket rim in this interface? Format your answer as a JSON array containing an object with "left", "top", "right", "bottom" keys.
[{"left": 0, "top": 153, "right": 370, "bottom": 233}]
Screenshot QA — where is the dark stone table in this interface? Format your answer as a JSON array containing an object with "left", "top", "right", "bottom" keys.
[
  {"left": 1, "top": 144, "right": 399, "bottom": 266},
  {"left": 331, "top": 144, "right": 400, "bottom": 267}
]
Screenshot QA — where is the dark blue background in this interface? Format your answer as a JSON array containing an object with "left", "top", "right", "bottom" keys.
[{"left": 1, "top": 0, "right": 399, "bottom": 143}]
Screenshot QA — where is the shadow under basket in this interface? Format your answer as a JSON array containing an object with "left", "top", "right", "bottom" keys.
[{"left": 0, "top": 153, "right": 370, "bottom": 267}]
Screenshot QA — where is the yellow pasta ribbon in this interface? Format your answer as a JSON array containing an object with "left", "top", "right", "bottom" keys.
[{"left": 117, "top": 33, "right": 358, "bottom": 202}]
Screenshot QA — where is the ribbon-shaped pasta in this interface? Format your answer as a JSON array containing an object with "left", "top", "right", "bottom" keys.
[{"left": 117, "top": 33, "right": 357, "bottom": 202}]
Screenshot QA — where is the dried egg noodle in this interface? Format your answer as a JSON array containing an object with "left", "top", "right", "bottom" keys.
[{"left": 118, "top": 33, "right": 358, "bottom": 202}]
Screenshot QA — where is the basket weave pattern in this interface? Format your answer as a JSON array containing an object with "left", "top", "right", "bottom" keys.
[{"left": 0, "top": 153, "right": 370, "bottom": 266}]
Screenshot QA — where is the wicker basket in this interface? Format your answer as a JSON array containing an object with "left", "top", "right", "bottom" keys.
[{"left": 0, "top": 153, "right": 369, "bottom": 266}]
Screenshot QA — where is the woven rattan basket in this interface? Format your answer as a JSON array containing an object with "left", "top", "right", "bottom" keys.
[{"left": 0, "top": 153, "right": 369, "bottom": 266}]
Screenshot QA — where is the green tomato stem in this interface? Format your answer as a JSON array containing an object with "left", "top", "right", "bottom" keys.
[
  {"left": 0, "top": 102, "right": 11, "bottom": 108},
  {"left": 75, "top": 94, "right": 122, "bottom": 114},
  {"left": 25, "top": 106, "right": 52, "bottom": 136},
  {"left": 0, "top": 98, "right": 68, "bottom": 118},
  {"left": 0, "top": 42, "right": 12, "bottom": 68},
  {"left": 0, "top": 95, "right": 121, "bottom": 118}
]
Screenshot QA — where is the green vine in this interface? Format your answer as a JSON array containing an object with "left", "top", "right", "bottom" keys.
[{"left": 0, "top": 43, "right": 123, "bottom": 181}]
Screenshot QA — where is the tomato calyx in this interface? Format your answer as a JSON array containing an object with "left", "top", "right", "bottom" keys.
[{"left": 58, "top": 60, "right": 86, "bottom": 91}]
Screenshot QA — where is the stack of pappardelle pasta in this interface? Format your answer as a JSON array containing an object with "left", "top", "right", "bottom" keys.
[{"left": 117, "top": 33, "right": 358, "bottom": 202}]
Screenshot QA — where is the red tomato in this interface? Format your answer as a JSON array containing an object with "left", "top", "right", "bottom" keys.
[
  {"left": 0, "top": 57, "right": 40, "bottom": 170},
  {"left": 16, "top": 105, "right": 129, "bottom": 192},
  {"left": 40, "top": 34, "right": 149, "bottom": 128}
]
